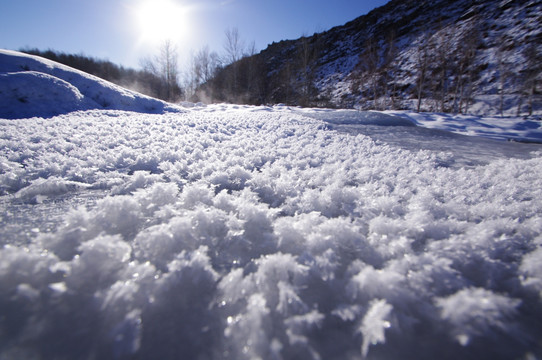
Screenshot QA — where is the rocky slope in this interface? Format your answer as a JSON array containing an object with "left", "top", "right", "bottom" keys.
[{"left": 210, "top": 0, "right": 541, "bottom": 115}]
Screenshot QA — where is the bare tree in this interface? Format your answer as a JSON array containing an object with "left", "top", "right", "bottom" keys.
[
  {"left": 193, "top": 46, "right": 221, "bottom": 85},
  {"left": 415, "top": 35, "right": 430, "bottom": 112},
  {"left": 243, "top": 40, "right": 262, "bottom": 100},
  {"left": 202, "top": 30, "right": 263, "bottom": 104},
  {"left": 357, "top": 37, "right": 381, "bottom": 110},
  {"left": 187, "top": 46, "right": 221, "bottom": 101},
  {"left": 162, "top": 40, "right": 181, "bottom": 101},
  {"left": 279, "top": 60, "right": 295, "bottom": 104},
  {"left": 245, "top": 40, "right": 257, "bottom": 58},
  {"left": 142, "top": 40, "right": 182, "bottom": 102},
  {"left": 222, "top": 27, "right": 246, "bottom": 96},
  {"left": 496, "top": 36, "right": 511, "bottom": 117},
  {"left": 433, "top": 31, "right": 452, "bottom": 112},
  {"left": 452, "top": 22, "right": 480, "bottom": 114},
  {"left": 298, "top": 35, "right": 317, "bottom": 106},
  {"left": 520, "top": 41, "right": 541, "bottom": 116},
  {"left": 223, "top": 27, "right": 244, "bottom": 65},
  {"left": 383, "top": 30, "right": 398, "bottom": 109}
]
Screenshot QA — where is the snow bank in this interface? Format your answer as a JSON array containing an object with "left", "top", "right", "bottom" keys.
[
  {"left": 0, "top": 104, "right": 541, "bottom": 359},
  {"left": 389, "top": 110, "right": 542, "bottom": 143},
  {"left": 0, "top": 50, "right": 182, "bottom": 119},
  {"left": 0, "top": 71, "right": 88, "bottom": 119}
]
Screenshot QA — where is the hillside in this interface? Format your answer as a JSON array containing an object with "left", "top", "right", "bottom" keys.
[
  {"left": 19, "top": 48, "right": 181, "bottom": 103},
  {"left": 0, "top": 50, "right": 182, "bottom": 119},
  {"left": 205, "top": 0, "right": 541, "bottom": 116}
]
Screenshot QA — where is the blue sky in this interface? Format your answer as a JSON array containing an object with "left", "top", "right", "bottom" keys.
[{"left": 0, "top": 0, "right": 389, "bottom": 68}]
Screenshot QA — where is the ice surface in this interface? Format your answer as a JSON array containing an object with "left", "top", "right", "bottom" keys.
[
  {"left": 296, "top": 108, "right": 416, "bottom": 127},
  {"left": 1, "top": 50, "right": 542, "bottom": 358}
]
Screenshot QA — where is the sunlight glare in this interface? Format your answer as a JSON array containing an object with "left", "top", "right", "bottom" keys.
[{"left": 134, "top": 0, "right": 190, "bottom": 45}]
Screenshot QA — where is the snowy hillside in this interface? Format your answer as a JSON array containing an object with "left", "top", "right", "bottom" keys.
[
  {"left": 0, "top": 50, "right": 182, "bottom": 119},
  {"left": 312, "top": 0, "right": 542, "bottom": 111},
  {"left": 211, "top": 0, "right": 541, "bottom": 116},
  {"left": 2, "top": 50, "right": 542, "bottom": 359}
]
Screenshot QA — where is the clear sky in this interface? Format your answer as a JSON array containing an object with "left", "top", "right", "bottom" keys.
[{"left": 0, "top": 0, "right": 389, "bottom": 69}]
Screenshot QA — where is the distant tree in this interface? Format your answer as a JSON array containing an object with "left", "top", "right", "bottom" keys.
[
  {"left": 187, "top": 46, "right": 221, "bottom": 101},
  {"left": 222, "top": 27, "right": 246, "bottom": 96},
  {"left": 278, "top": 59, "right": 296, "bottom": 104},
  {"left": 297, "top": 35, "right": 318, "bottom": 106},
  {"left": 199, "top": 28, "right": 266, "bottom": 104},
  {"left": 432, "top": 31, "right": 453, "bottom": 112},
  {"left": 245, "top": 40, "right": 257, "bottom": 58},
  {"left": 382, "top": 30, "right": 398, "bottom": 109},
  {"left": 141, "top": 40, "right": 182, "bottom": 102},
  {"left": 242, "top": 41, "right": 265, "bottom": 103},
  {"left": 209, "top": 28, "right": 265, "bottom": 104},
  {"left": 452, "top": 22, "right": 481, "bottom": 114},
  {"left": 415, "top": 34, "right": 430, "bottom": 112},
  {"left": 358, "top": 37, "right": 381, "bottom": 110},
  {"left": 520, "top": 41, "right": 541, "bottom": 116},
  {"left": 159, "top": 40, "right": 182, "bottom": 101},
  {"left": 223, "top": 27, "right": 245, "bottom": 65},
  {"left": 496, "top": 37, "right": 511, "bottom": 117}
]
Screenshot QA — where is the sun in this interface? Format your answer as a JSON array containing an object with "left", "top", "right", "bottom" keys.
[{"left": 133, "top": 0, "right": 190, "bottom": 46}]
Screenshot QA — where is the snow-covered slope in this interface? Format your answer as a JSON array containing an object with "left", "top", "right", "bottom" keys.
[
  {"left": 0, "top": 50, "right": 182, "bottom": 119},
  {"left": 244, "top": 0, "right": 541, "bottom": 115}
]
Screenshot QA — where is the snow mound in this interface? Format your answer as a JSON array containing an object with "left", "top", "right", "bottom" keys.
[
  {"left": 0, "top": 71, "right": 88, "bottom": 119},
  {"left": 0, "top": 49, "right": 182, "bottom": 119}
]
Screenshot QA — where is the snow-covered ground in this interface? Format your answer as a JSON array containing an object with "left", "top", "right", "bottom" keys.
[{"left": 1, "top": 50, "right": 542, "bottom": 359}]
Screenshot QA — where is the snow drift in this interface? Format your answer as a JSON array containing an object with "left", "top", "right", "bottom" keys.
[
  {"left": 0, "top": 50, "right": 182, "bottom": 119},
  {"left": 1, "top": 51, "right": 542, "bottom": 360}
]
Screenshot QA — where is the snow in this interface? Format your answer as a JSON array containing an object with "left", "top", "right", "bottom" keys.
[
  {"left": 435, "top": 287, "right": 521, "bottom": 347},
  {"left": 360, "top": 299, "right": 393, "bottom": 357},
  {"left": 1, "top": 50, "right": 542, "bottom": 359},
  {"left": 0, "top": 50, "right": 182, "bottom": 118},
  {"left": 388, "top": 110, "right": 542, "bottom": 143},
  {"left": 307, "top": 0, "right": 542, "bottom": 118}
]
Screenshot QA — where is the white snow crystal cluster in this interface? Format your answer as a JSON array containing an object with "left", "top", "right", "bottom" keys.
[{"left": 1, "top": 103, "right": 542, "bottom": 360}]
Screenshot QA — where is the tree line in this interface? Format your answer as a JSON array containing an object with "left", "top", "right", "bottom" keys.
[
  {"left": 186, "top": 27, "right": 267, "bottom": 105},
  {"left": 350, "top": 22, "right": 486, "bottom": 114},
  {"left": 189, "top": 30, "right": 326, "bottom": 107},
  {"left": 21, "top": 47, "right": 183, "bottom": 102},
  {"left": 350, "top": 18, "right": 541, "bottom": 116}
]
